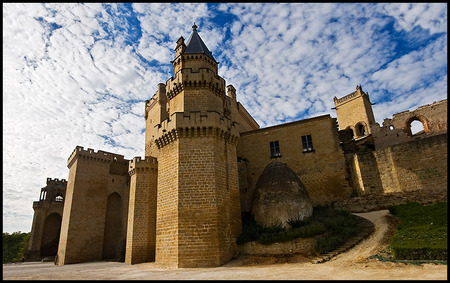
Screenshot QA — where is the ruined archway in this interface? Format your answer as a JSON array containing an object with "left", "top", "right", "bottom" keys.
[
  {"left": 40, "top": 213, "right": 62, "bottom": 257},
  {"left": 405, "top": 115, "right": 430, "bottom": 136},
  {"left": 102, "top": 192, "right": 123, "bottom": 260}
]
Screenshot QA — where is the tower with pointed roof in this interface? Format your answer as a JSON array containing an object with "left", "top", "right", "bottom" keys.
[{"left": 126, "top": 24, "right": 258, "bottom": 268}]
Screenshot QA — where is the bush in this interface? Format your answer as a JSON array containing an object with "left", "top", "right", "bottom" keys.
[
  {"left": 389, "top": 202, "right": 447, "bottom": 260},
  {"left": 237, "top": 207, "right": 360, "bottom": 253}
]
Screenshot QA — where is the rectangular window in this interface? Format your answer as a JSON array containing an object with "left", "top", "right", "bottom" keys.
[
  {"left": 270, "top": 141, "right": 281, "bottom": 158},
  {"left": 302, "top": 135, "right": 314, "bottom": 152}
]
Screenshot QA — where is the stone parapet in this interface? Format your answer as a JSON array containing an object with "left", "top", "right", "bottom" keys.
[
  {"left": 154, "top": 111, "right": 240, "bottom": 149},
  {"left": 67, "top": 146, "right": 126, "bottom": 168},
  {"left": 32, "top": 201, "right": 49, "bottom": 210},
  {"left": 166, "top": 67, "right": 226, "bottom": 99},
  {"left": 128, "top": 156, "right": 158, "bottom": 176}
]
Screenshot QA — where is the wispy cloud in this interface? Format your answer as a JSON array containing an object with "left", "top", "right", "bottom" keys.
[{"left": 2, "top": 3, "right": 447, "bottom": 232}]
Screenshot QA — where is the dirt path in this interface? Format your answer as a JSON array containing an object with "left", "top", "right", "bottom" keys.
[{"left": 3, "top": 210, "right": 447, "bottom": 280}]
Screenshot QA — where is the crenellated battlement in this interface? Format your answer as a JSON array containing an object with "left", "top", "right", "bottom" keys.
[
  {"left": 154, "top": 111, "right": 240, "bottom": 148},
  {"left": 172, "top": 53, "right": 218, "bottom": 75},
  {"left": 166, "top": 68, "right": 226, "bottom": 99},
  {"left": 46, "top": 177, "right": 67, "bottom": 184},
  {"left": 128, "top": 156, "right": 158, "bottom": 176},
  {"left": 32, "top": 201, "right": 49, "bottom": 210},
  {"left": 67, "top": 146, "right": 127, "bottom": 168},
  {"left": 333, "top": 85, "right": 369, "bottom": 107}
]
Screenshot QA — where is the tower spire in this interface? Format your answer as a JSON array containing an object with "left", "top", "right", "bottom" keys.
[{"left": 184, "top": 23, "right": 215, "bottom": 61}]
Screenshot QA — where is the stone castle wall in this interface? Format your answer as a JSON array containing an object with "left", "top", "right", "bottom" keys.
[
  {"left": 374, "top": 133, "right": 447, "bottom": 193},
  {"left": 238, "top": 115, "right": 353, "bottom": 209}
]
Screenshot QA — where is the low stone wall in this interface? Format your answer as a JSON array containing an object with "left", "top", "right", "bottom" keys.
[
  {"left": 238, "top": 237, "right": 317, "bottom": 256},
  {"left": 333, "top": 187, "right": 447, "bottom": 213}
]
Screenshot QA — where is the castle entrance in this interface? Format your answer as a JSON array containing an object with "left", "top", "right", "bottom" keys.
[
  {"left": 102, "top": 192, "right": 123, "bottom": 260},
  {"left": 40, "top": 213, "right": 62, "bottom": 257}
]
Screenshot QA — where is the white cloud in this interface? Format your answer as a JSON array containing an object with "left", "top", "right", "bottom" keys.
[{"left": 382, "top": 3, "right": 447, "bottom": 34}]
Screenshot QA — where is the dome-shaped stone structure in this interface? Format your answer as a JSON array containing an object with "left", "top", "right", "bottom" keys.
[{"left": 251, "top": 161, "right": 313, "bottom": 228}]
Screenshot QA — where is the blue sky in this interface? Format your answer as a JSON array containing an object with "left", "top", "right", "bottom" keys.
[{"left": 3, "top": 3, "right": 447, "bottom": 233}]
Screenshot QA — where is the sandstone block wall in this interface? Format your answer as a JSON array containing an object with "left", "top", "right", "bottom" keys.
[
  {"left": 374, "top": 133, "right": 447, "bottom": 193},
  {"left": 155, "top": 141, "right": 180, "bottom": 267},
  {"left": 57, "top": 147, "right": 129, "bottom": 265},
  {"left": 125, "top": 157, "right": 158, "bottom": 265},
  {"left": 238, "top": 115, "right": 353, "bottom": 208},
  {"left": 155, "top": 133, "right": 241, "bottom": 268}
]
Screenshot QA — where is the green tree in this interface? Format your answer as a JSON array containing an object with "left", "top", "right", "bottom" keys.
[{"left": 3, "top": 232, "right": 30, "bottom": 263}]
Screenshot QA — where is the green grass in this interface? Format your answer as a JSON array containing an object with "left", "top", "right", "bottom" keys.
[
  {"left": 237, "top": 206, "right": 361, "bottom": 254},
  {"left": 388, "top": 202, "right": 447, "bottom": 261}
]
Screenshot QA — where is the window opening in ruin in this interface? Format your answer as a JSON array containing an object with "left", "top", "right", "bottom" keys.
[
  {"left": 55, "top": 194, "right": 63, "bottom": 202},
  {"left": 302, "top": 135, "right": 314, "bottom": 152},
  {"left": 410, "top": 119, "right": 425, "bottom": 135},
  {"left": 270, "top": 141, "right": 281, "bottom": 158}
]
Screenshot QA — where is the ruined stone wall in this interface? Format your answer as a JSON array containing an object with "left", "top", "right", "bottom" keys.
[
  {"left": 372, "top": 99, "right": 447, "bottom": 149},
  {"left": 238, "top": 115, "right": 353, "bottom": 208}
]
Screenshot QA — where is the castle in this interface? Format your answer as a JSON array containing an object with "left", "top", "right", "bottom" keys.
[{"left": 27, "top": 24, "right": 447, "bottom": 268}]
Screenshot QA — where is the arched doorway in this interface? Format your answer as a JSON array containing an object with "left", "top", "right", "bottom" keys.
[
  {"left": 102, "top": 192, "right": 123, "bottom": 260},
  {"left": 40, "top": 213, "right": 62, "bottom": 257}
]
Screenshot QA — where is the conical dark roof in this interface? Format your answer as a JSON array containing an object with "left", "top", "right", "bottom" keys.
[{"left": 184, "top": 23, "right": 215, "bottom": 61}]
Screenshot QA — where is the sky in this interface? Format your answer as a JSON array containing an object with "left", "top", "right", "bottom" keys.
[{"left": 2, "top": 3, "right": 447, "bottom": 233}]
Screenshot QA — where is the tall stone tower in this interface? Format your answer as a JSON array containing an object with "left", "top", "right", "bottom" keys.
[
  {"left": 147, "top": 24, "right": 242, "bottom": 268},
  {"left": 57, "top": 147, "right": 130, "bottom": 264},
  {"left": 334, "top": 85, "right": 376, "bottom": 140}
]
